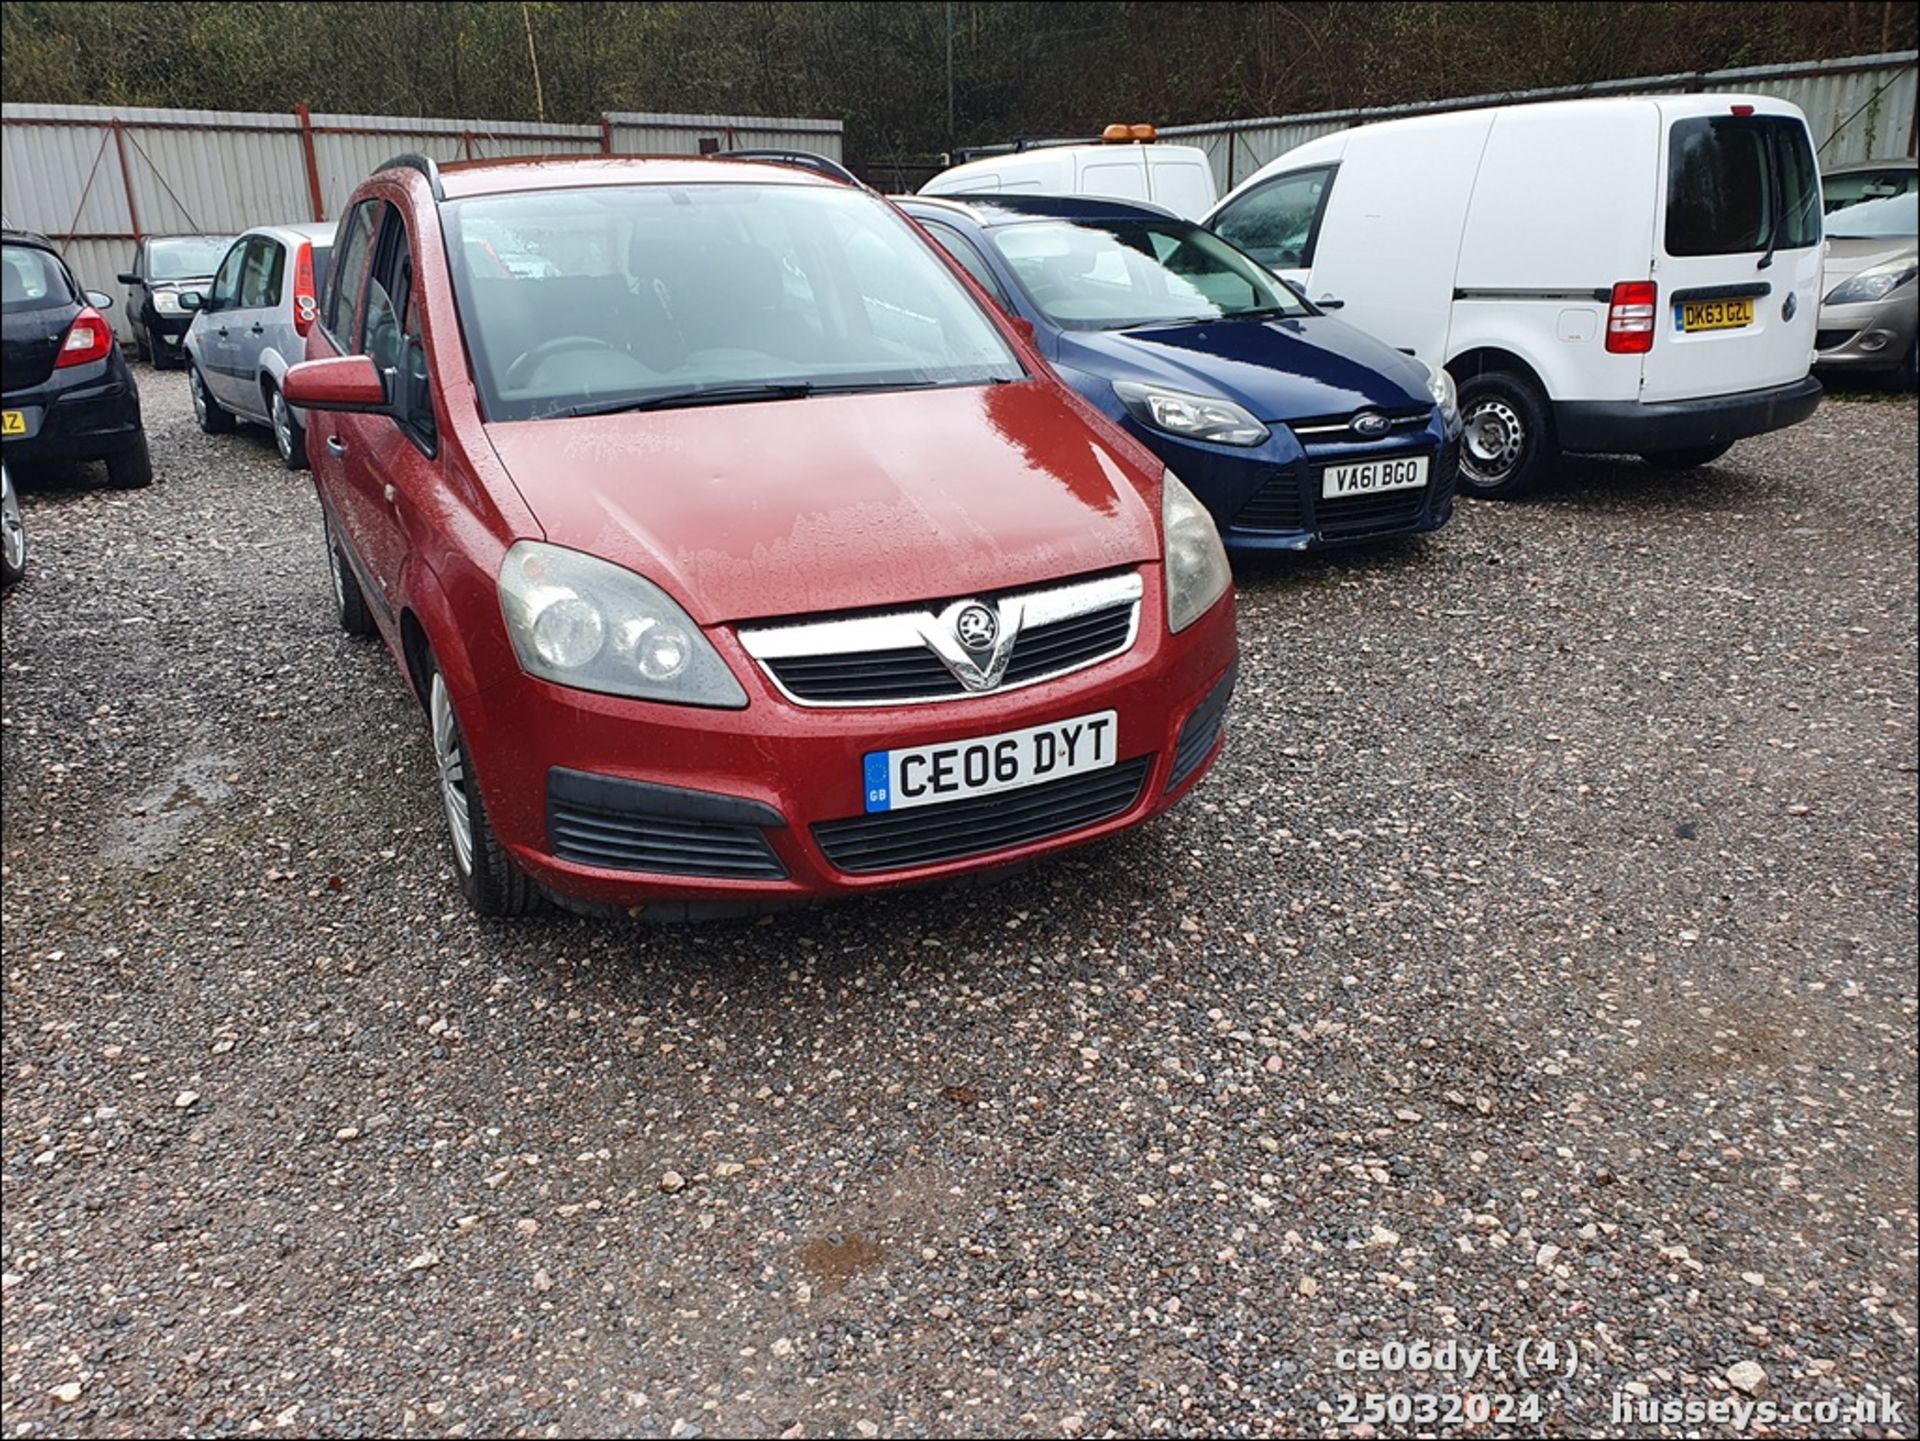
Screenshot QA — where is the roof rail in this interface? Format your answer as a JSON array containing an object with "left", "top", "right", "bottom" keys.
[
  {"left": 717, "top": 148, "right": 865, "bottom": 189},
  {"left": 376, "top": 152, "right": 445, "bottom": 201}
]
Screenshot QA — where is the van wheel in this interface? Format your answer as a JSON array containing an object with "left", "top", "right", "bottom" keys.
[
  {"left": 1456, "top": 371, "right": 1555, "bottom": 499},
  {"left": 426, "top": 658, "right": 542, "bottom": 918},
  {"left": 1640, "top": 443, "right": 1732, "bottom": 471},
  {"left": 189, "top": 363, "right": 235, "bottom": 434}
]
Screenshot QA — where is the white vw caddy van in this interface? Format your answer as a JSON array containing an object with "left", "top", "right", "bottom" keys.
[
  {"left": 921, "top": 127, "right": 1219, "bottom": 221},
  {"left": 1204, "top": 95, "right": 1824, "bottom": 496}
]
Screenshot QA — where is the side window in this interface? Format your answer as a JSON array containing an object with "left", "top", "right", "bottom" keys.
[
  {"left": 1211, "top": 166, "right": 1336, "bottom": 269},
  {"left": 238, "top": 239, "right": 285, "bottom": 309},
  {"left": 208, "top": 240, "right": 248, "bottom": 309},
  {"left": 921, "top": 221, "right": 1010, "bottom": 308},
  {"left": 324, "top": 200, "right": 381, "bottom": 344},
  {"left": 364, "top": 211, "right": 435, "bottom": 449}
]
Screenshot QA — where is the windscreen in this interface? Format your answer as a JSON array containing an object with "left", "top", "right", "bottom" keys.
[
  {"left": 1824, "top": 192, "right": 1918, "bottom": 239},
  {"left": 148, "top": 236, "right": 232, "bottom": 280},
  {"left": 988, "top": 218, "right": 1308, "bottom": 330},
  {"left": 444, "top": 182, "right": 1023, "bottom": 421},
  {"left": 1665, "top": 115, "right": 1821, "bottom": 257}
]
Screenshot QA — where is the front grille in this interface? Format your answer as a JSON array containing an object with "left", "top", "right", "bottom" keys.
[
  {"left": 1230, "top": 471, "right": 1305, "bottom": 532},
  {"left": 1315, "top": 481, "right": 1432, "bottom": 536},
  {"left": 767, "top": 647, "right": 964, "bottom": 702},
  {"left": 548, "top": 775, "right": 786, "bottom": 880},
  {"left": 742, "top": 572, "right": 1142, "bottom": 707},
  {"left": 812, "top": 757, "right": 1152, "bottom": 874},
  {"left": 1002, "top": 602, "right": 1135, "bottom": 686},
  {"left": 1169, "top": 665, "right": 1236, "bottom": 789},
  {"left": 1815, "top": 328, "right": 1855, "bottom": 351},
  {"left": 1289, "top": 405, "right": 1432, "bottom": 440}
]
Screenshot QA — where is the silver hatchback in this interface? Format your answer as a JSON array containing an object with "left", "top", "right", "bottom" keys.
[{"left": 182, "top": 222, "right": 335, "bottom": 469}]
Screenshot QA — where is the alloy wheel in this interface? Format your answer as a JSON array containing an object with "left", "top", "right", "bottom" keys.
[
  {"left": 272, "top": 390, "right": 293, "bottom": 462},
  {"left": 1461, "top": 397, "right": 1525, "bottom": 486},
  {"left": 429, "top": 673, "right": 476, "bottom": 877},
  {"left": 1, "top": 481, "right": 24, "bottom": 577}
]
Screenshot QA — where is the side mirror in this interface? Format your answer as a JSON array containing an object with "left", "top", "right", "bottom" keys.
[
  {"left": 116, "top": 271, "right": 140, "bottom": 285},
  {"left": 84, "top": 290, "right": 114, "bottom": 311},
  {"left": 283, "top": 355, "right": 391, "bottom": 414},
  {"left": 178, "top": 291, "right": 204, "bottom": 312}
]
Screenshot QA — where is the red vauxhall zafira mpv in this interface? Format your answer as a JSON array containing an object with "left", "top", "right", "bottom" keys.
[{"left": 282, "top": 151, "right": 1237, "bottom": 919}]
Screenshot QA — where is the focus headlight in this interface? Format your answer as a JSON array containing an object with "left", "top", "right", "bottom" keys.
[
  {"left": 1824, "top": 262, "right": 1917, "bottom": 305},
  {"left": 152, "top": 290, "right": 184, "bottom": 316},
  {"left": 1161, "top": 469, "right": 1231, "bottom": 634},
  {"left": 498, "top": 541, "right": 747, "bottom": 707},
  {"left": 1115, "top": 380, "right": 1269, "bottom": 447},
  {"left": 1422, "top": 360, "right": 1459, "bottom": 426}
]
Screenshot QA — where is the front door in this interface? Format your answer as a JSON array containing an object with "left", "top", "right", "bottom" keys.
[{"left": 198, "top": 239, "right": 249, "bottom": 403}]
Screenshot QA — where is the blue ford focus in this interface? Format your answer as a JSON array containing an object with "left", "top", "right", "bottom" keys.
[{"left": 899, "top": 195, "right": 1462, "bottom": 552}]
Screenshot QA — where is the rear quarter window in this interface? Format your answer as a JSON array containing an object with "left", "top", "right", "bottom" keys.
[{"left": 2, "top": 245, "right": 75, "bottom": 312}]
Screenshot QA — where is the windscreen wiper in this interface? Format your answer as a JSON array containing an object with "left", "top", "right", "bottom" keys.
[{"left": 555, "top": 382, "right": 815, "bottom": 419}]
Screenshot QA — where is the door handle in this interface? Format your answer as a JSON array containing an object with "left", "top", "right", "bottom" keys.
[
  {"left": 216, "top": 326, "right": 229, "bottom": 337},
  {"left": 325, "top": 436, "right": 347, "bottom": 456},
  {"left": 249, "top": 323, "right": 265, "bottom": 335}
]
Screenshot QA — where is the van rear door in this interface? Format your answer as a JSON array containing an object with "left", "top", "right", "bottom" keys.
[
  {"left": 1640, "top": 101, "right": 1822, "bottom": 402},
  {"left": 1144, "top": 149, "right": 1218, "bottom": 220}
]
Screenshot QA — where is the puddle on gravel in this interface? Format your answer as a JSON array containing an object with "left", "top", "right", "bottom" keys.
[
  {"left": 104, "top": 752, "right": 233, "bottom": 866},
  {"left": 799, "top": 1233, "right": 886, "bottom": 1289}
]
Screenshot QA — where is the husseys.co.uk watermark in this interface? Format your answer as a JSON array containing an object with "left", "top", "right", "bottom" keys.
[{"left": 1611, "top": 1389, "right": 1907, "bottom": 1432}]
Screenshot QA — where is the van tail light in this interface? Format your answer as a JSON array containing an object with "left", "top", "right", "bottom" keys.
[
  {"left": 292, "top": 242, "right": 318, "bottom": 337},
  {"left": 54, "top": 306, "right": 115, "bottom": 368},
  {"left": 1605, "top": 280, "right": 1658, "bottom": 354}
]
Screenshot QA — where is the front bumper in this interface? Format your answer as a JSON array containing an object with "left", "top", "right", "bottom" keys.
[
  {"left": 453, "top": 575, "right": 1238, "bottom": 909},
  {"left": 1, "top": 357, "right": 144, "bottom": 465},
  {"left": 1128, "top": 412, "right": 1459, "bottom": 554},
  {"left": 146, "top": 314, "right": 193, "bottom": 351},
  {"left": 1554, "top": 375, "right": 1822, "bottom": 453},
  {"left": 1813, "top": 293, "right": 1918, "bottom": 373}
]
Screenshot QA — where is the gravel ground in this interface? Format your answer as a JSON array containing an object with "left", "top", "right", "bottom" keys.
[{"left": 2, "top": 368, "right": 1915, "bottom": 1439}]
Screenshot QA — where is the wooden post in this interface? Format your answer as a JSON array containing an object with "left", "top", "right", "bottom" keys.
[
  {"left": 110, "top": 119, "right": 141, "bottom": 241},
  {"left": 295, "top": 104, "right": 327, "bottom": 223}
]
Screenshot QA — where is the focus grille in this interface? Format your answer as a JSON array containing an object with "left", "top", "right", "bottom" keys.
[
  {"left": 813, "top": 757, "right": 1151, "bottom": 874},
  {"left": 1230, "top": 471, "right": 1306, "bottom": 532}
]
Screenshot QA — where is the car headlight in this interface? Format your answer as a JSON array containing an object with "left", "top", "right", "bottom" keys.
[
  {"left": 152, "top": 290, "right": 184, "bottom": 316},
  {"left": 1115, "top": 380, "right": 1269, "bottom": 447},
  {"left": 1161, "top": 469, "right": 1231, "bottom": 634},
  {"left": 1824, "top": 262, "right": 1918, "bottom": 305},
  {"left": 498, "top": 541, "right": 747, "bottom": 707},
  {"left": 1422, "top": 360, "right": 1459, "bottom": 426}
]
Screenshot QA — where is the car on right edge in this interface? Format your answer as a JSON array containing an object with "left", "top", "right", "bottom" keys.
[
  {"left": 1204, "top": 95, "right": 1826, "bottom": 496},
  {"left": 1814, "top": 191, "right": 1917, "bottom": 389}
]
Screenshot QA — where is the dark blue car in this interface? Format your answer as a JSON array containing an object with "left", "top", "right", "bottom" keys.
[{"left": 898, "top": 195, "right": 1462, "bottom": 552}]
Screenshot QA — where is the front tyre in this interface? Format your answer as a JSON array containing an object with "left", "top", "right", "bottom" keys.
[
  {"left": 106, "top": 435, "right": 154, "bottom": 489},
  {"left": 427, "top": 659, "right": 542, "bottom": 917},
  {"left": 1640, "top": 442, "right": 1733, "bottom": 471},
  {"left": 1456, "top": 370, "right": 1556, "bottom": 499},
  {"left": 188, "top": 362, "right": 235, "bottom": 434},
  {"left": 270, "top": 384, "right": 309, "bottom": 470}
]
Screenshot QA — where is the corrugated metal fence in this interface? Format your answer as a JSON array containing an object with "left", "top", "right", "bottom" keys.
[
  {"left": 0, "top": 103, "right": 844, "bottom": 338},
  {"left": 1160, "top": 49, "right": 1917, "bottom": 196}
]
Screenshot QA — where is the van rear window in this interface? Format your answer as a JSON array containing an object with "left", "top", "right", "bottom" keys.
[{"left": 1666, "top": 115, "right": 1820, "bottom": 257}]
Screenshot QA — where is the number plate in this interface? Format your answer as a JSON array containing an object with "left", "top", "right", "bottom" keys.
[
  {"left": 1679, "top": 297, "right": 1754, "bottom": 333},
  {"left": 1, "top": 410, "right": 26, "bottom": 437},
  {"left": 863, "top": 710, "right": 1117, "bottom": 814},
  {"left": 1321, "top": 454, "right": 1428, "bottom": 499}
]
